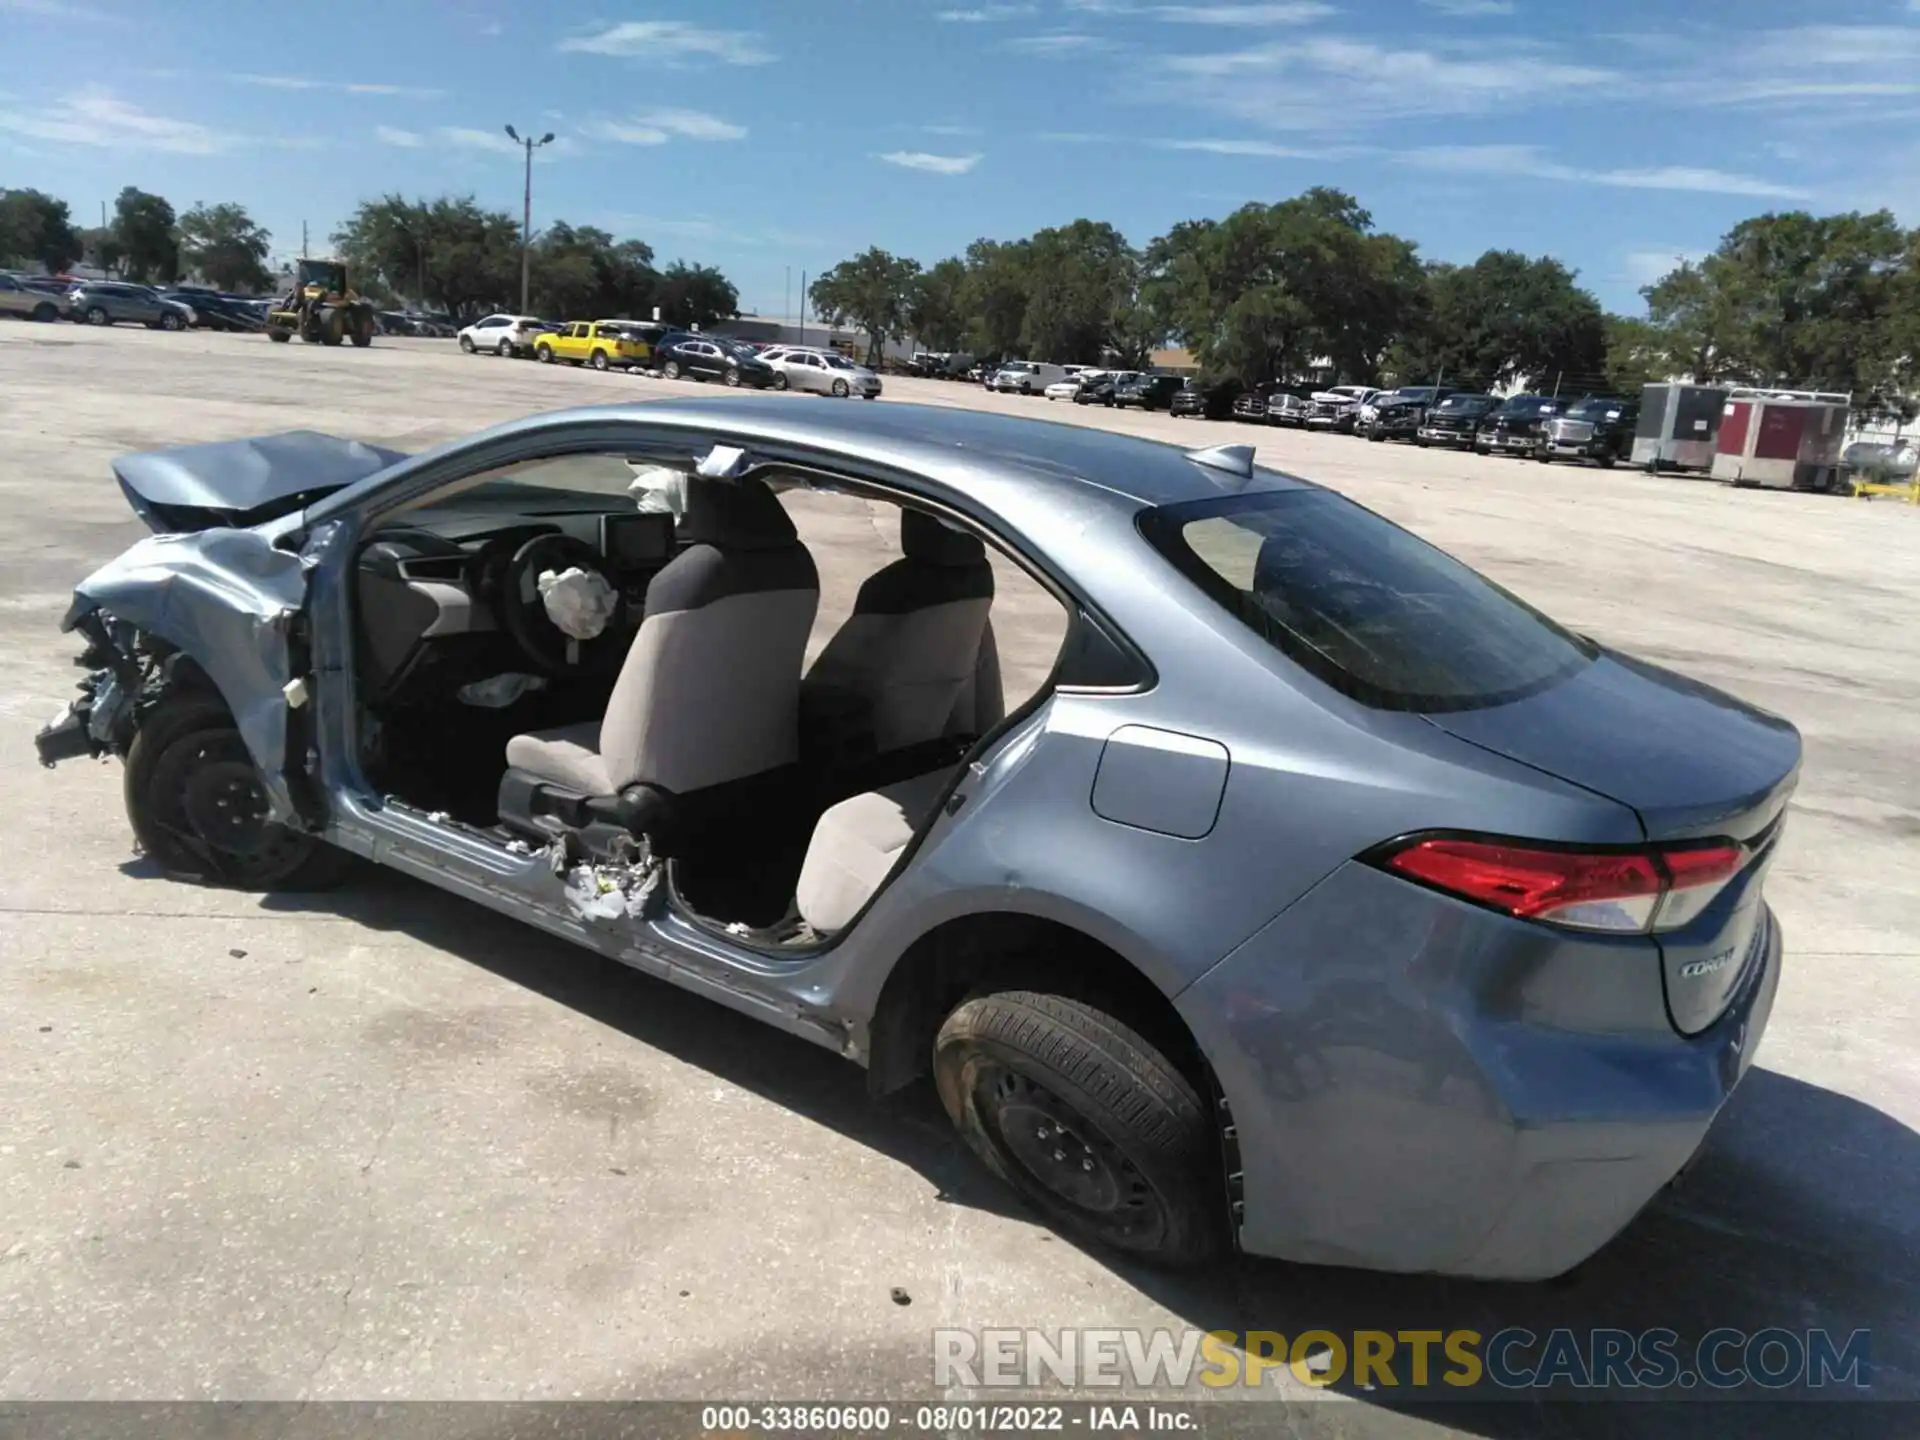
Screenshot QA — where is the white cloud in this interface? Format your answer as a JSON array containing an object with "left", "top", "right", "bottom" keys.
[
  {"left": 230, "top": 72, "right": 445, "bottom": 98},
  {"left": 1417, "top": 0, "right": 1516, "bottom": 14},
  {"left": 876, "top": 150, "right": 983, "bottom": 174},
  {"left": 375, "top": 125, "right": 423, "bottom": 147},
  {"left": 1154, "top": 136, "right": 1338, "bottom": 157},
  {"left": 1061, "top": 0, "right": 1329, "bottom": 17},
  {"left": 0, "top": 88, "right": 237, "bottom": 153},
  {"left": 580, "top": 108, "right": 747, "bottom": 145},
  {"left": 922, "top": 122, "right": 984, "bottom": 136},
  {"left": 0, "top": 0, "right": 106, "bottom": 15},
  {"left": 1005, "top": 31, "right": 1111, "bottom": 55},
  {"left": 1400, "top": 144, "right": 1807, "bottom": 199},
  {"left": 558, "top": 21, "right": 774, "bottom": 65},
  {"left": 1159, "top": 37, "right": 1615, "bottom": 128},
  {"left": 439, "top": 127, "right": 578, "bottom": 157},
  {"left": 1039, "top": 130, "right": 1115, "bottom": 142},
  {"left": 937, "top": 4, "right": 1035, "bottom": 19}
]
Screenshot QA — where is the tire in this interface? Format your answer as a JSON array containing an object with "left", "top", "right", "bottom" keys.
[
  {"left": 496, "top": 338, "right": 514, "bottom": 358},
  {"left": 1597, "top": 452, "right": 1616, "bottom": 470},
  {"left": 1473, "top": 443, "right": 1490, "bottom": 456},
  {"left": 590, "top": 350, "right": 610, "bottom": 371},
  {"left": 123, "top": 696, "right": 352, "bottom": 891},
  {"left": 934, "top": 989, "right": 1223, "bottom": 1267},
  {"left": 159, "top": 311, "right": 185, "bottom": 332},
  {"left": 86, "top": 306, "right": 110, "bottom": 326},
  {"left": 772, "top": 372, "right": 789, "bottom": 391},
  {"left": 268, "top": 329, "right": 291, "bottom": 343},
  {"left": 663, "top": 360, "right": 682, "bottom": 381},
  {"left": 536, "top": 344, "right": 554, "bottom": 364},
  {"left": 1536, "top": 450, "right": 1552, "bottom": 464},
  {"left": 460, "top": 335, "right": 476, "bottom": 353},
  {"left": 319, "top": 308, "right": 345, "bottom": 347},
  {"left": 723, "top": 366, "right": 742, "bottom": 387},
  {"left": 831, "top": 379, "right": 849, "bottom": 398},
  {"left": 1367, "top": 428, "right": 1384, "bottom": 442},
  {"left": 350, "top": 315, "right": 373, "bottom": 348},
  {"left": 31, "top": 302, "right": 57, "bottom": 323},
  {"left": 1415, "top": 437, "right": 1430, "bottom": 448}
]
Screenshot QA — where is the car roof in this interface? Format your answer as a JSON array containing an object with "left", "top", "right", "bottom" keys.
[{"left": 482, "top": 397, "right": 1313, "bottom": 509}]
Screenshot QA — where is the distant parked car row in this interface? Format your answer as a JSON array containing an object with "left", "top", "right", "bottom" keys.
[{"left": 454, "top": 312, "right": 882, "bottom": 398}]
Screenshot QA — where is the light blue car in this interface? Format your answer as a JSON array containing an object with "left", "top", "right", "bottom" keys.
[{"left": 35, "top": 400, "right": 1797, "bottom": 1276}]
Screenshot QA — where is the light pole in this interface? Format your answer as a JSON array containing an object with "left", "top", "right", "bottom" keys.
[{"left": 504, "top": 124, "right": 554, "bottom": 314}]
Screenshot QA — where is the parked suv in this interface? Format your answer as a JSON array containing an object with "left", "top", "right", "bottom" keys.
[
  {"left": 1171, "top": 376, "right": 1241, "bottom": 419},
  {"left": 1539, "top": 395, "right": 1640, "bottom": 467},
  {"left": 459, "top": 314, "right": 553, "bottom": 357},
  {"left": 1113, "top": 373, "right": 1185, "bottom": 411},
  {"left": 67, "top": 282, "right": 194, "bottom": 330},
  {"left": 0, "top": 273, "right": 66, "bottom": 322},
  {"left": 1417, "top": 392, "right": 1497, "bottom": 448}
]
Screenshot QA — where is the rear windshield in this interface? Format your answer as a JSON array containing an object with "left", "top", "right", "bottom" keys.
[{"left": 1139, "top": 491, "right": 1596, "bottom": 712}]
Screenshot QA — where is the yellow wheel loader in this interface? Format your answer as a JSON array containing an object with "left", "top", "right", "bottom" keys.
[{"left": 266, "top": 259, "right": 376, "bottom": 348}]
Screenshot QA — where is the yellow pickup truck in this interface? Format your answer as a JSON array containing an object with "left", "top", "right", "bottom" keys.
[{"left": 533, "top": 320, "right": 653, "bottom": 371}]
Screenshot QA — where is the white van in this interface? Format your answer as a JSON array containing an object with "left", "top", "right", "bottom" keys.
[{"left": 989, "top": 361, "right": 1069, "bottom": 396}]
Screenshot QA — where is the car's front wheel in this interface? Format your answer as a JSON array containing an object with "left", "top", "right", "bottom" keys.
[
  {"left": 124, "top": 696, "right": 352, "bottom": 891},
  {"left": 460, "top": 335, "right": 476, "bottom": 353},
  {"left": 31, "top": 302, "right": 57, "bottom": 323},
  {"left": 934, "top": 989, "right": 1223, "bottom": 1267},
  {"left": 831, "top": 378, "right": 849, "bottom": 398},
  {"left": 536, "top": 344, "right": 554, "bottom": 363},
  {"left": 496, "top": 338, "right": 514, "bottom": 357}
]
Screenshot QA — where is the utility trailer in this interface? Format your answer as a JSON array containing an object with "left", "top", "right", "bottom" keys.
[
  {"left": 1710, "top": 389, "right": 1851, "bottom": 492},
  {"left": 1632, "top": 383, "right": 1729, "bottom": 474}
]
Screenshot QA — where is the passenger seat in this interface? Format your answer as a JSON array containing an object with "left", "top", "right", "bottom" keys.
[{"left": 794, "top": 769, "right": 957, "bottom": 933}]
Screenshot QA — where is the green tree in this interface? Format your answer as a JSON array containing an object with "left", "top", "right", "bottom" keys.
[
  {"left": 809, "top": 247, "right": 922, "bottom": 365},
  {"left": 0, "top": 189, "right": 82, "bottom": 272},
  {"left": 112, "top": 187, "right": 179, "bottom": 284},
  {"left": 334, "top": 194, "right": 520, "bottom": 318},
  {"left": 531, "top": 222, "right": 657, "bottom": 320},
  {"left": 656, "top": 261, "right": 738, "bottom": 330},
  {"left": 1603, "top": 315, "right": 1666, "bottom": 397},
  {"left": 1019, "top": 219, "right": 1138, "bottom": 365},
  {"left": 1393, "top": 251, "right": 1606, "bottom": 391},
  {"left": 959, "top": 238, "right": 1032, "bottom": 358},
  {"left": 1643, "top": 211, "right": 1907, "bottom": 411},
  {"left": 177, "top": 202, "right": 273, "bottom": 292},
  {"left": 77, "top": 225, "right": 125, "bottom": 276},
  {"left": 908, "top": 256, "right": 970, "bottom": 351}
]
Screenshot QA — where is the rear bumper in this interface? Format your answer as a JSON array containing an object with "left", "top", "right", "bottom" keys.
[{"left": 1178, "top": 862, "right": 1782, "bottom": 1280}]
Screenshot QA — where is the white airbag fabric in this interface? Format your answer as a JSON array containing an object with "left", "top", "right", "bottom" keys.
[{"left": 537, "top": 566, "right": 618, "bottom": 640}]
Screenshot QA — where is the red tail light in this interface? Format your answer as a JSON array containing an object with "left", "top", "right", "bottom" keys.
[{"left": 1378, "top": 836, "right": 1747, "bottom": 934}]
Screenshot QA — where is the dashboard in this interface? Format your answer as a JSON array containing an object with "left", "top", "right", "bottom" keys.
[{"left": 354, "top": 488, "right": 677, "bottom": 703}]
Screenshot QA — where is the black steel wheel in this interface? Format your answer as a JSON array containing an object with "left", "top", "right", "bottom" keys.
[
  {"left": 934, "top": 989, "right": 1222, "bottom": 1266},
  {"left": 124, "top": 696, "right": 351, "bottom": 891}
]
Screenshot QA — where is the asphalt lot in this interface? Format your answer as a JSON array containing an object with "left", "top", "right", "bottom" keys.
[{"left": 0, "top": 325, "right": 1915, "bottom": 1433}]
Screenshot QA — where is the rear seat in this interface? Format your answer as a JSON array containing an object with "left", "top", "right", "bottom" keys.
[{"left": 795, "top": 769, "right": 958, "bottom": 933}]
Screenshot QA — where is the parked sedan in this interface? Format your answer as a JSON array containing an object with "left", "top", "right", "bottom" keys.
[
  {"left": 0, "top": 272, "right": 66, "bottom": 322},
  {"left": 162, "top": 288, "right": 263, "bottom": 333},
  {"left": 765, "top": 348, "right": 882, "bottom": 398},
  {"left": 655, "top": 333, "right": 777, "bottom": 388},
  {"left": 36, "top": 401, "right": 1797, "bottom": 1279},
  {"left": 1170, "top": 377, "right": 1242, "bottom": 419},
  {"left": 1113, "top": 373, "right": 1185, "bottom": 411},
  {"left": 67, "top": 282, "right": 194, "bottom": 330}
]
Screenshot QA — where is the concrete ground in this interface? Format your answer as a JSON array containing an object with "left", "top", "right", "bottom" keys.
[{"left": 0, "top": 325, "right": 1915, "bottom": 1434}]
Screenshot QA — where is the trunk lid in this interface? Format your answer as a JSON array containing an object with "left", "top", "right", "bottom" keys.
[
  {"left": 113, "top": 430, "right": 409, "bottom": 533},
  {"left": 1423, "top": 648, "right": 1800, "bottom": 843},
  {"left": 1425, "top": 649, "right": 1800, "bottom": 1037}
]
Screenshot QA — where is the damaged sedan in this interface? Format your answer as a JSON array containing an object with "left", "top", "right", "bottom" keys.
[{"left": 38, "top": 400, "right": 1798, "bottom": 1277}]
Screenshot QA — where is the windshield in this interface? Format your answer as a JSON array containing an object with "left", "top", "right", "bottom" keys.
[
  {"left": 1435, "top": 395, "right": 1494, "bottom": 414},
  {"left": 823, "top": 354, "right": 855, "bottom": 369},
  {"left": 1140, "top": 490, "right": 1594, "bottom": 712},
  {"left": 1565, "top": 397, "right": 1624, "bottom": 419},
  {"left": 1494, "top": 395, "right": 1555, "bottom": 417}
]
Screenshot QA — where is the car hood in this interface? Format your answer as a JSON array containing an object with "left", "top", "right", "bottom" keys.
[
  {"left": 112, "top": 429, "right": 410, "bottom": 533},
  {"left": 1423, "top": 649, "right": 1801, "bottom": 842}
]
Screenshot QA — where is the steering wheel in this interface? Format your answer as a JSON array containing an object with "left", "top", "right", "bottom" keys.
[{"left": 498, "top": 533, "right": 629, "bottom": 676}]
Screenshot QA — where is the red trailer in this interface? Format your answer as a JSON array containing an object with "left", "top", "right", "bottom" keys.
[{"left": 1710, "top": 389, "right": 1850, "bottom": 492}]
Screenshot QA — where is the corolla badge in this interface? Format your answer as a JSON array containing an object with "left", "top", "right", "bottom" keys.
[{"left": 1680, "top": 947, "right": 1737, "bottom": 980}]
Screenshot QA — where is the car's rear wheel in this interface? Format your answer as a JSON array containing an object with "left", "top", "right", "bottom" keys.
[
  {"left": 86, "top": 306, "right": 110, "bottom": 326},
  {"left": 590, "top": 349, "right": 610, "bottom": 371},
  {"left": 160, "top": 311, "right": 185, "bottom": 332},
  {"left": 771, "top": 372, "right": 789, "bottom": 391},
  {"left": 663, "top": 360, "right": 682, "bottom": 380},
  {"left": 934, "top": 989, "right": 1223, "bottom": 1267},
  {"left": 124, "top": 696, "right": 352, "bottom": 891},
  {"left": 1597, "top": 452, "right": 1616, "bottom": 469},
  {"left": 31, "top": 302, "right": 57, "bottom": 323},
  {"left": 723, "top": 366, "right": 743, "bottom": 387}
]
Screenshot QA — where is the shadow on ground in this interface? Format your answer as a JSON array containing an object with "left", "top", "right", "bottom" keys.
[{"left": 242, "top": 866, "right": 1916, "bottom": 1438}]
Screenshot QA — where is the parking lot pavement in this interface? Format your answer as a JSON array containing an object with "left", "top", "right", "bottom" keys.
[{"left": 1, "top": 326, "right": 1915, "bottom": 1426}]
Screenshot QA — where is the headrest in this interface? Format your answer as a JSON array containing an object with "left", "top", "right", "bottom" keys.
[
  {"left": 677, "top": 477, "right": 797, "bottom": 550},
  {"left": 901, "top": 508, "right": 986, "bottom": 567}
]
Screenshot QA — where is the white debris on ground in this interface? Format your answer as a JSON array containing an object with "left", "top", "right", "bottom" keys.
[
  {"left": 561, "top": 839, "right": 664, "bottom": 922},
  {"left": 537, "top": 566, "right": 618, "bottom": 640}
]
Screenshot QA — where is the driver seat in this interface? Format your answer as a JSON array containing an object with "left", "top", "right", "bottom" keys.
[{"left": 498, "top": 477, "right": 819, "bottom": 852}]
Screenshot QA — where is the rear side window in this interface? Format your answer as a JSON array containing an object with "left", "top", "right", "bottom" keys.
[{"left": 1139, "top": 491, "right": 1595, "bottom": 712}]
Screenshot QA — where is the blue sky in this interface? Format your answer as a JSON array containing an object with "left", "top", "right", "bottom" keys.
[{"left": 3, "top": 0, "right": 1917, "bottom": 316}]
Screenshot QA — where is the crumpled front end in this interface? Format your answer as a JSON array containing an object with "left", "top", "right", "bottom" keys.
[{"left": 35, "top": 527, "right": 312, "bottom": 817}]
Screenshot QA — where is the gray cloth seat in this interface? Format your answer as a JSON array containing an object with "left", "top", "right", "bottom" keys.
[
  {"left": 795, "top": 768, "right": 958, "bottom": 932},
  {"left": 504, "top": 477, "right": 819, "bottom": 802},
  {"left": 804, "top": 509, "right": 1001, "bottom": 753}
]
